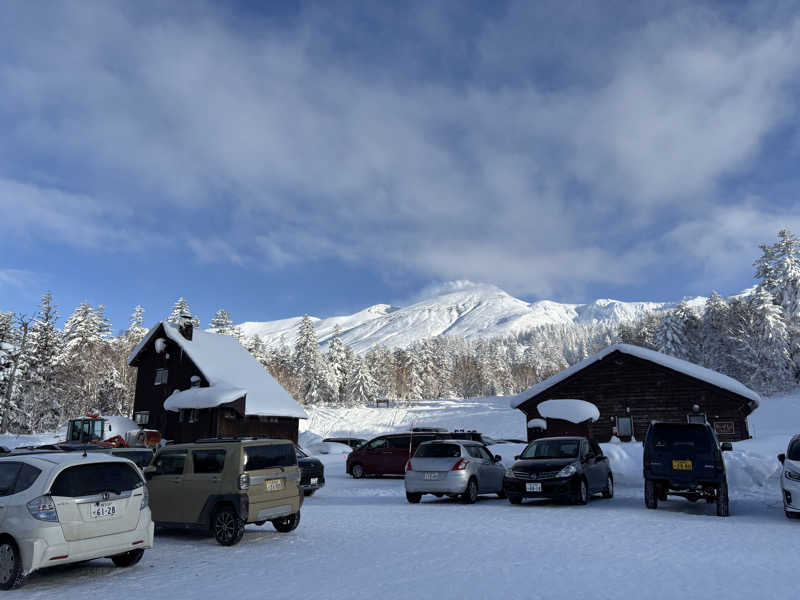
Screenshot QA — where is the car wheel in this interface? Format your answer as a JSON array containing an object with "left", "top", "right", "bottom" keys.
[
  {"left": 574, "top": 478, "right": 589, "bottom": 505},
  {"left": 716, "top": 480, "right": 730, "bottom": 517},
  {"left": 351, "top": 463, "right": 365, "bottom": 479},
  {"left": 213, "top": 506, "right": 245, "bottom": 546},
  {"left": 272, "top": 511, "right": 301, "bottom": 533},
  {"left": 508, "top": 494, "right": 522, "bottom": 505},
  {"left": 461, "top": 478, "right": 478, "bottom": 504},
  {"left": 0, "top": 539, "right": 25, "bottom": 590},
  {"left": 303, "top": 489, "right": 315, "bottom": 497},
  {"left": 406, "top": 492, "right": 422, "bottom": 504},
  {"left": 645, "top": 480, "right": 658, "bottom": 509},
  {"left": 602, "top": 474, "right": 614, "bottom": 499},
  {"left": 786, "top": 510, "right": 800, "bottom": 520},
  {"left": 111, "top": 548, "right": 144, "bottom": 568}
]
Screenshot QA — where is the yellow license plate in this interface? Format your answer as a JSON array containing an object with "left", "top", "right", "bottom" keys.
[
  {"left": 265, "top": 479, "right": 284, "bottom": 491},
  {"left": 672, "top": 460, "right": 692, "bottom": 471}
]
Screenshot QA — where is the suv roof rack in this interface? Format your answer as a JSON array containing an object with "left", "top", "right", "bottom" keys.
[
  {"left": 193, "top": 436, "right": 282, "bottom": 443},
  {"left": 410, "top": 427, "right": 449, "bottom": 433}
]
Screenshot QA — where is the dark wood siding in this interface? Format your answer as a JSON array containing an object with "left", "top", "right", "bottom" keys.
[{"left": 517, "top": 351, "right": 754, "bottom": 443}]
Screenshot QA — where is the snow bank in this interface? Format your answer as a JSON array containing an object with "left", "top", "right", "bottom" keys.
[{"left": 537, "top": 399, "right": 600, "bottom": 423}]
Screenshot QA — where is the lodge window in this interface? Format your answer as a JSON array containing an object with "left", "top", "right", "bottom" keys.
[
  {"left": 616, "top": 416, "right": 633, "bottom": 438},
  {"left": 179, "top": 409, "right": 199, "bottom": 424},
  {"left": 154, "top": 369, "right": 169, "bottom": 386},
  {"left": 687, "top": 413, "right": 707, "bottom": 425}
]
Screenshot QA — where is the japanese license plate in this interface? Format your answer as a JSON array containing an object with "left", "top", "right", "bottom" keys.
[
  {"left": 90, "top": 502, "right": 117, "bottom": 519},
  {"left": 526, "top": 482, "right": 542, "bottom": 492},
  {"left": 672, "top": 460, "right": 693, "bottom": 471},
  {"left": 424, "top": 472, "right": 439, "bottom": 480},
  {"left": 265, "top": 479, "right": 284, "bottom": 491},
  {"left": 310, "top": 477, "right": 318, "bottom": 485}
]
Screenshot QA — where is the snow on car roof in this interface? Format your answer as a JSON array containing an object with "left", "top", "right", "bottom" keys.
[
  {"left": 537, "top": 399, "right": 600, "bottom": 423},
  {"left": 510, "top": 343, "right": 761, "bottom": 410},
  {"left": 130, "top": 322, "right": 307, "bottom": 420}
]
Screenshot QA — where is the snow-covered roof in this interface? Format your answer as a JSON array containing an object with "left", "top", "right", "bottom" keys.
[
  {"left": 537, "top": 399, "right": 600, "bottom": 423},
  {"left": 527, "top": 418, "right": 547, "bottom": 429},
  {"left": 510, "top": 343, "right": 761, "bottom": 410},
  {"left": 129, "top": 322, "right": 307, "bottom": 420}
]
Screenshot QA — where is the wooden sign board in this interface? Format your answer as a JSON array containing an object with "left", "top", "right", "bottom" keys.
[{"left": 713, "top": 421, "right": 734, "bottom": 435}]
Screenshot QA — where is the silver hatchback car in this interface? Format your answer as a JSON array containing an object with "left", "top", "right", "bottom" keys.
[{"left": 404, "top": 440, "right": 506, "bottom": 504}]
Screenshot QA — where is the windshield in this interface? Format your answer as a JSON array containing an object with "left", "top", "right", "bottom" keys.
[
  {"left": 67, "top": 419, "right": 104, "bottom": 442},
  {"left": 415, "top": 443, "right": 462, "bottom": 458},
  {"left": 649, "top": 424, "right": 712, "bottom": 453},
  {"left": 296, "top": 447, "right": 308, "bottom": 458},
  {"left": 788, "top": 440, "right": 800, "bottom": 461},
  {"left": 521, "top": 439, "right": 579, "bottom": 459}
]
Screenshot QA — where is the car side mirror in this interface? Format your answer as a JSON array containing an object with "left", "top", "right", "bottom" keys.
[
  {"left": 494, "top": 455, "right": 502, "bottom": 463},
  {"left": 514, "top": 455, "right": 521, "bottom": 461},
  {"left": 720, "top": 442, "right": 733, "bottom": 452},
  {"left": 778, "top": 453, "right": 786, "bottom": 464}
]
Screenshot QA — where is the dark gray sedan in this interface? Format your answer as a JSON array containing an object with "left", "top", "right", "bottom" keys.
[{"left": 404, "top": 440, "right": 507, "bottom": 504}]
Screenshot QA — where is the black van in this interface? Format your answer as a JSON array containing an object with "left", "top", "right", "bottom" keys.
[{"left": 642, "top": 422, "right": 733, "bottom": 517}]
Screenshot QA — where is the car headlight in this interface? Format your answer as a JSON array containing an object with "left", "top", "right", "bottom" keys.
[
  {"left": 557, "top": 463, "right": 578, "bottom": 478},
  {"left": 785, "top": 469, "right": 800, "bottom": 482},
  {"left": 504, "top": 468, "right": 515, "bottom": 478}
]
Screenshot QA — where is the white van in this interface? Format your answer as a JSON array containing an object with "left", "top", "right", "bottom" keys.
[{"left": 0, "top": 451, "right": 154, "bottom": 589}]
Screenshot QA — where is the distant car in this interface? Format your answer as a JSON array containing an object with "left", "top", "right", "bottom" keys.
[
  {"left": 296, "top": 447, "right": 325, "bottom": 496},
  {"left": 642, "top": 422, "right": 732, "bottom": 517},
  {"left": 322, "top": 437, "right": 366, "bottom": 450},
  {"left": 503, "top": 436, "right": 613, "bottom": 505},
  {"left": 404, "top": 440, "right": 506, "bottom": 504},
  {"left": 446, "top": 431, "right": 499, "bottom": 445},
  {"left": 347, "top": 432, "right": 452, "bottom": 478},
  {"left": 0, "top": 452, "right": 153, "bottom": 589},
  {"left": 778, "top": 434, "right": 800, "bottom": 519}
]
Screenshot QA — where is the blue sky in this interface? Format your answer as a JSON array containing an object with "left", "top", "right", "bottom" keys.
[{"left": 2, "top": 1, "right": 800, "bottom": 331}]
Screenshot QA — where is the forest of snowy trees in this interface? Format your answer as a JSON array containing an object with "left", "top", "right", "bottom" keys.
[{"left": 1, "top": 230, "right": 800, "bottom": 434}]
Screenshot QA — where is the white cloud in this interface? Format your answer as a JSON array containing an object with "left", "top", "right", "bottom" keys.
[{"left": 1, "top": 3, "right": 799, "bottom": 298}]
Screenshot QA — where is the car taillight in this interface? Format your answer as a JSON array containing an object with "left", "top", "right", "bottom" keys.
[
  {"left": 239, "top": 473, "right": 250, "bottom": 490},
  {"left": 140, "top": 483, "right": 149, "bottom": 510},
  {"left": 452, "top": 459, "right": 469, "bottom": 471},
  {"left": 27, "top": 495, "right": 58, "bottom": 522},
  {"left": 406, "top": 460, "right": 413, "bottom": 472}
]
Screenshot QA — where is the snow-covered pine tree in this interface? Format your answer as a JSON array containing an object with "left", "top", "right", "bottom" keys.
[
  {"left": 346, "top": 356, "right": 377, "bottom": 405},
  {"left": 294, "top": 315, "right": 330, "bottom": 404},
  {"left": 94, "top": 305, "right": 112, "bottom": 340},
  {"left": 210, "top": 309, "right": 234, "bottom": 335},
  {"left": 326, "top": 326, "right": 350, "bottom": 404},
  {"left": 125, "top": 306, "right": 148, "bottom": 343},
  {"left": 699, "top": 292, "right": 731, "bottom": 372},
  {"left": 730, "top": 287, "right": 793, "bottom": 393},
  {"left": 655, "top": 306, "right": 689, "bottom": 360},
  {"left": 168, "top": 297, "right": 200, "bottom": 328}
]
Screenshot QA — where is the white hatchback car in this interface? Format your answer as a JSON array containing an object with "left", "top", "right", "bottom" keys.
[
  {"left": 779, "top": 435, "right": 800, "bottom": 520},
  {"left": 0, "top": 451, "right": 154, "bottom": 589}
]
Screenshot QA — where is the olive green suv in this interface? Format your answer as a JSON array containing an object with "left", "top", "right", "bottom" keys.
[{"left": 144, "top": 438, "right": 302, "bottom": 545}]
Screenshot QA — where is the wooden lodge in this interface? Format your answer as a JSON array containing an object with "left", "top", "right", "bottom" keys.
[
  {"left": 511, "top": 344, "right": 760, "bottom": 443},
  {"left": 127, "top": 316, "right": 307, "bottom": 444}
]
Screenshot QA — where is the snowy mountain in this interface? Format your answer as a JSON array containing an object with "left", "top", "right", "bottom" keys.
[{"left": 238, "top": 283, "right": 705, "bottom": 353}]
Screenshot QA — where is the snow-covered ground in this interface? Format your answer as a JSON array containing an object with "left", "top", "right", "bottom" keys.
[{"left": 5, "top": 393, "right": 799, "bottom": 599}]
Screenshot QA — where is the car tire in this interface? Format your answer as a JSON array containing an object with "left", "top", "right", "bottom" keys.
[
  {"left": 716, "top": 480, "right": 730, "bottom": 517},
  {"left": 406, "top": 492, "right": 422, "bottom": 504},
  {"left": 0, "top": 539, "right": 25, "bottom": 590},
  {"left": 111, "top": 548, "right": 144, "bottom": 568},
  {"left": 212, "top": 506, "right": 245, "bottom": 546},
  {"left": 496, "top": 488, "right": 507, "bottom": 499},
  {"left": 351, "top": 463, "right": 365, "bottom": 479},
  {"left": 272, "top": 511, "right": 301, "bottom": 533},
  {"left": 303, "top": 489, "right": 315, "bottom": 497},
  {"left": 254, "top": 520, "right": 267, "bottom": 526},
  {"left": 574, "top": 478, "right": 589, "bottom": 505},
  {"left": 645, "top": 480, "right": 658, "bottom": 509},
  {"left": 461, "top": 478, "right": 478, "bottom": 504},
  {"left": 508, "top": 494, "right": 522, "bottom": 505},
  {"left": 602, "top": 474, "right": 614, "bottom": 499}
]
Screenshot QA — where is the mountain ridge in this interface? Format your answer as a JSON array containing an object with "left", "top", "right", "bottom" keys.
[{"left": 237, "top": 283, "right": 706, "bottom": 353}]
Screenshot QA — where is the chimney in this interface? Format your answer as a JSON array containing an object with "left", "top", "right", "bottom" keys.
[{"left": 178, "top": 312, "right": 194, "bottom": 340}]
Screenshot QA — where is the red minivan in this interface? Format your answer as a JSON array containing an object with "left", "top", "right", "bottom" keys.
[{"left": 346, "top": 432, "right": 445, "bottom": 478}]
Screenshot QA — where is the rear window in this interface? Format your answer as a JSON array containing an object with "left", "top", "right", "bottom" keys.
[
  {"left": 51, "top": 462, "right": 142, "bottom": 497},
  {"left": 415, "top": 443, "right": 462, "bottom": 458},
  {"left": 788, "top": 440, "right": 800, "bottom": 461},
  {"left": 648, "top": 424, "right": 713, "bottom": 453},
  {"left": 0, "top": 462, "right": 41, "bottom": 497},
  {"left": 244, "top": 444, "right": 297, "bottom": 471},
  {"left": 112, "top": 450, "right": 154, "bottom": 468}
]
